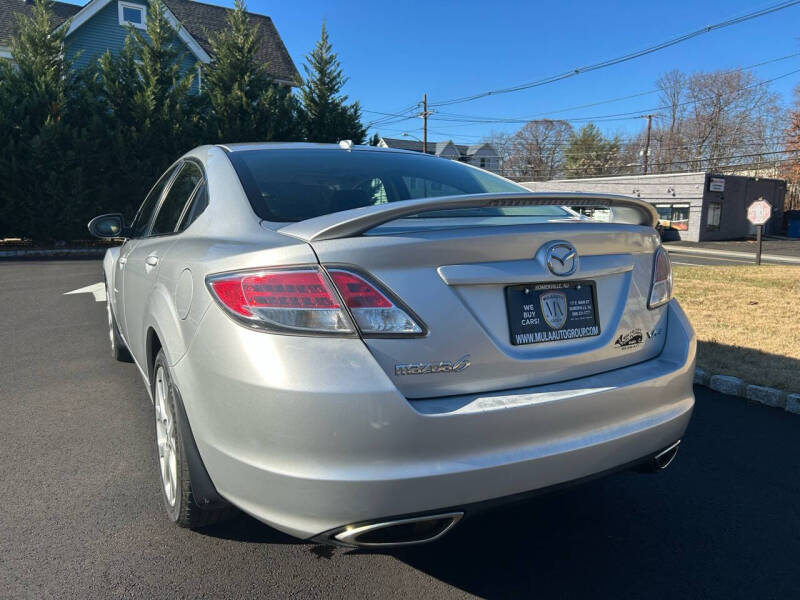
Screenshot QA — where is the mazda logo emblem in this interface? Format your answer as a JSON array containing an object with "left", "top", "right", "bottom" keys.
[{"left": 546, "top": 242, "right": 578, "bottom": 276}]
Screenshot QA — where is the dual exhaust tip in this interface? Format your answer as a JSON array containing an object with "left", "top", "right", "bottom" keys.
[
  {"left": 332, "top": 512, "right": 463, "bottom": 548},
  {"left": 653, "top": 440, "right": 681, "bottom": 470},
  {"left": 637, "top": 440, "right": 681, "bottom": 473},
  {"left": 330, "top": 441, "right": 681, "bottom": 548}
]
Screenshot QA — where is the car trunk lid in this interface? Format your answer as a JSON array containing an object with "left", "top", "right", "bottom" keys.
[{"left": 275, "top": 193, "right": 668, "bottom": 399}]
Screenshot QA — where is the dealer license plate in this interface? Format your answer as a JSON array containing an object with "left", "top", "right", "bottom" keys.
[{"left": 505, "top": 281, "right": 600, "bottom": 345}]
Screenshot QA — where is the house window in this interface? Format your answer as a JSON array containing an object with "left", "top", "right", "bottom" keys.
[
  {"left": 707, "top": 201, "right": 722, "bottom": 231},
  {"left": 118, "top": 2, "right": 146, "bottom": 29},
  {"left": 480, "top": 157, "right": 486, "bottom": 168}
]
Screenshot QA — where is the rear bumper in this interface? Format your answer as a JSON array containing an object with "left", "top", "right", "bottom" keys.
[{"left": 171, "top": 299, "right": 695, "bottom": 540}]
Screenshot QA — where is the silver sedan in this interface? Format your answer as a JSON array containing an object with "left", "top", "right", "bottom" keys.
[{"left": 89, "top": 143, "right": 695, "bottom": 547}]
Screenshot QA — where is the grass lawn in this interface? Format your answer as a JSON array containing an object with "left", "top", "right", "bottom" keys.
[{"left": 672, "top": 265, "right": 800, "bottom": 394}]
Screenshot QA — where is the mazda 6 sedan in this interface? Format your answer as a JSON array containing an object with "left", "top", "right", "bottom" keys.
[{"left": 88, "top": 142, "right": 695, "bottom": 547}]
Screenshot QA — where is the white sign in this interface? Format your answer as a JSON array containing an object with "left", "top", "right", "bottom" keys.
[
  {"left": 747, "top": 199, "right": 772, "bottom": 226},
  {"left": 709, "top": 177, "right": 725, "bottom": 192}
]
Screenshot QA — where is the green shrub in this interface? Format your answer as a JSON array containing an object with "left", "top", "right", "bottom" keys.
[{"left": 0, "top": 0, "right": 365, "bottom": 242}]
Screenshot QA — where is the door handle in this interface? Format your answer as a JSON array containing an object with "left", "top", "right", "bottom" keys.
[
  {"left": 119, "top": 256, "right": 127, "bottom": 265},
  {"left": 145, "top": 255, "right": 159, "bottom": 267}
]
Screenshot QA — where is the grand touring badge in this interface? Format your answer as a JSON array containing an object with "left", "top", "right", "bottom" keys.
[{"left": 395, "top": 355, "right": 471, "bottom": 376}]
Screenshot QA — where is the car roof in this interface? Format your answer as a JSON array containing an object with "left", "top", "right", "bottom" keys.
[{"left": 216, "top": 142, "right": 423, "bottom": 156}]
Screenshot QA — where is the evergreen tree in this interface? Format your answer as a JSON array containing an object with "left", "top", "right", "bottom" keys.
[
  {"left": 564, "top": 123, "right": 621, "bottom": 177},
  {"left": 0, "top": 0, "right": 367, "bottom": 241},
  {"left": 301, "top": 24, "right": 366, "bottom": 144},
  {"left": 0, "top": 0, "right": 93, "bottom": 240},
  {"left": 202, "top": 0, "right": 302, "bottom": 142},
  {"left": 129, "top": 0, "right": 198, "bottom": 157},
  {"left": 368, "top": 132, "right": 381, "bottom": 146},
  {"left": 89, "top": 1, "right": 204, "bottom": 221}
]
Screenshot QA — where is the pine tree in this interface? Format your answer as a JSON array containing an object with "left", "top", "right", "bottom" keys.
[
  {"left": 129, "top": 0, "right": 197, "bottom": 156},
  {"left": 78, "top": 1, "right": 204, "bottom": 225},
  {"left": 0, "top": 0, "right": 91, "bottom": 240},
  {"left": 202, "top": 0, "right": 302, "bottom": 142},
  {"left": 368, "top": 132, "right": 381, "bottom": 146},
  {"left": 564, "top": 124, "right": 621, "bottom": 177},
  {"left": 301, "top": 24, "right": 366, "bottom": 144}
]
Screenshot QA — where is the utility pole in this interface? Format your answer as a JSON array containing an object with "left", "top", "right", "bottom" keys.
[
  {"left": 641, "top": 114, "right": 654, "bottom": 175},
  {"left": 420, "top": 94, "right": 433, "bottom": 154}
]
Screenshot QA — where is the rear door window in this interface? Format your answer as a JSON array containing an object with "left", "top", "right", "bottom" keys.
[
  {"left": 151, "top": 162, "right": 203, "bottom": 236},
  {"left": 130, "top": 164, "right": 180, "bottom": 236},
  {"left": 177, "top": 180, "right": 208, "bottom": 232}
]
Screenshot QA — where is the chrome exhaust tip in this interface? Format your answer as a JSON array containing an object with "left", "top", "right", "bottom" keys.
[
  {"left": 332, "top": 512, "right": 463, "bottom": 547},
  {"left": 653, "top": 440, "right": 681, "bottom": 470},
  {"left": 636, "top": 440, "right": 681, "bottom": 474}
]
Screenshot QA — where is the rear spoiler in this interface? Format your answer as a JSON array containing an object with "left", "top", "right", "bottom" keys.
[{"left": 276, "top": 192, "right": 659, "bottom": 242}]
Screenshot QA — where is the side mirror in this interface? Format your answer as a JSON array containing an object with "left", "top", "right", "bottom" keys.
[{"left": 88, "top": 213, "right": 127, "bottom": 238}]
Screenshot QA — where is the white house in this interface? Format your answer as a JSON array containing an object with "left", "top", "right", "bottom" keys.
[{"left": 377, "top": 137, "right": 501, "bottom": 173}]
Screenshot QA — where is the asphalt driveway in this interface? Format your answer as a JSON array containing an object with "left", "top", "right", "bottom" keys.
[{"left": 1, "top": 260, "right": 798, "bottom": 599}]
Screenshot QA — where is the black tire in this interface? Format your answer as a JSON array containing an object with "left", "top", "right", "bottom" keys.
[
  {"left": 106, "top": 291, "right": 133, "bottom": 363},
  {"left": 152, "top": 350, "right": 233, "bottom": 528}
]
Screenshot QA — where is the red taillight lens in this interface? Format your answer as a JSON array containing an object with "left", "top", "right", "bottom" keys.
[
  {"left": 208, "top": 268, "right": 353, "bottom": 334},
  {"left": 328, "top": 269, "right": 423, "bottom": 335},
  {"left": 209, "top": 278, "right": 251, "bottom": 316},
  {"left": 329, "top": 271, "right": 391, "bottom": 308},
  {"left": 241, "top": 271, "right": 340, "bottom": 311},
  {"left": 208, "top": 267, "right": 424, "bottom": 336}
]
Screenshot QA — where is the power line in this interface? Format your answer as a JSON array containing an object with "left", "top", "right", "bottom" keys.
[
  {"left": 381, "top": 119, "right": 790, "bottom": 150},
  {"left": 428, "top": 0, "right": 800, "bottom": 108},
  {"left": 427, "top": 66, "right": 800, "bottom": 126},
  {"left": 495, "top": 148, "right": 800, "bottom": 176},
  {"left": 366, "top": 50, "right": 800, "bottom": 133},
  {"left": 426, "top": 51, "right": 800, "bottom": 124}
]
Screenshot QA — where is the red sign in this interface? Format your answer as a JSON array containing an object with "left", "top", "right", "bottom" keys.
[{"left": 747, "top": 199, "right": 772, "bottom": 226}]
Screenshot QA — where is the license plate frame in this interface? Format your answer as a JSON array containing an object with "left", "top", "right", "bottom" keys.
[{"left": 505, "top": 280, "right": 600, "bottom": 345}]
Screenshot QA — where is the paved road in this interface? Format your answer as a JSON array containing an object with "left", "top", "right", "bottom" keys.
[{"left": 2, "top": 260, "right": 799, "bottom": 599}]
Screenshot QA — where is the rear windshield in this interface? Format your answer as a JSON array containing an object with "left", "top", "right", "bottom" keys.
[{"left": 226, "top": 148, "right": 572, "bottom": 222}]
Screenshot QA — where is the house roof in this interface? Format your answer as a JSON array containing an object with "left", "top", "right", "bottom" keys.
[
  {"left": 0, "top": 0, "right": 299, "bottom": 84},
  {"left": 379, "top": 137, "right": 458, "bottom": 155},
  {"left": 379, "top": 137, "right": 433, "bottom": 154},
  {"left": 0, "top": 0, "right": 80, "bottom": 46},
  {"left": 161, "top": 0, "right": 298, "bottom": 83},
  {"left": 380, "top": 137, "right": 497, "bottom": 158}
]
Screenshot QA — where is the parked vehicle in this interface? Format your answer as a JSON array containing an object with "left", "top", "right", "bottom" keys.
[{"left": 89, "top": 143, "right": 695, "bottom": 547}]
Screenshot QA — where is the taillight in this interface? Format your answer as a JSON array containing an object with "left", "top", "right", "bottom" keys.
[
  {"left": 648, "top": 246, "right": 673, "bottom": 309},
  {"left": 207, "top": 268, "right": 355, "bottom": 334},
  {"left": 328, "top": 269, "right": 424, "bottom": 335},
  {"left": 207, "top": 267, "right": 425, "bottom": 337}
]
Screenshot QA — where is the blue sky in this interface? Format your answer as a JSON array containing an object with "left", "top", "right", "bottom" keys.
[
  {"left": 253, "top": 0, "right": 800, "bottom": 143},
  {"left": 66, "top": 0, "right": 800, "bottom": 143}
]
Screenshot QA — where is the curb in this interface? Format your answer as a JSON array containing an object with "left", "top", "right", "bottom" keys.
[
  {"left": 665, "top": 245, "right": 800, "bottom": 265},
  {"left": 0, "top": 248, "right": 106, "bottom": 259},
  {"left": 694, "top": 367, "right": 799, "bottom": 415}
]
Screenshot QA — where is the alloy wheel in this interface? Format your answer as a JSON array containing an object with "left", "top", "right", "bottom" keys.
[{"left": 154, "top": 366, "right": 178, "bottom": 507}]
